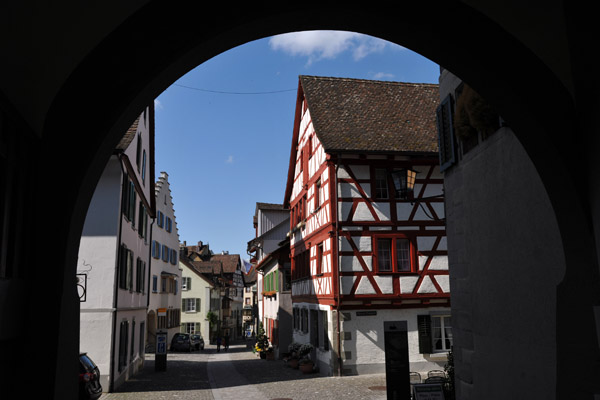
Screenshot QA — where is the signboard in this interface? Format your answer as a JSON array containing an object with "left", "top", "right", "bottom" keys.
[
  {"left": 413, "top": 383, "right": 445, "bottom": 400},
  {"left": 158, "top": 308, "right": 167, "bottom": 317},
  {"left": 156, "top": 331, "right": 167, "bottom": 355}
]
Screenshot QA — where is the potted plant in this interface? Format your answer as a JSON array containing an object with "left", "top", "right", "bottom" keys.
[
  {"left": 286, "top": 342, "right": 301, "bottom": 368},
  {"left": 266, "top": 346, "right": 275, "bottom": 360},
  {"left": 297, "top": 343, "right": 314, "bottom": 373},
  {"left": 254, "top": 323, "right": 269, "bottom": 359}
]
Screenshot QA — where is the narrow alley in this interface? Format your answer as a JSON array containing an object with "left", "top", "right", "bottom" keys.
[{"left": 100, "top": 342, "right": 388, "bottom": 400}]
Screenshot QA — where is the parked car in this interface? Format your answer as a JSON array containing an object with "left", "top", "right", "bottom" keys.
[
  {"left": 79, "top": 353, "right": 102, "bottom": 400},
  {"left": 171, "top": 333, "right": 193, "bottom": 352},
  {"left": 191, "top": 334, "right": 205, "bottom": 350}
]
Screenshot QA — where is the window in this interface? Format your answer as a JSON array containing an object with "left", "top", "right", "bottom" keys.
[
  {"left": 170, "top": 248, "right": 178, "bottom": 265},
  {"left": 152, "top": 240, "right": 160, "bottom": 259},
  {"left": 141, "top": 150, "right": 146, "bottom": 185},
  {"left": 182, "top": 298, "right": 200, "bottom": 313},
  {"left": 375, "top": 236, "right": 415, "bottom": 273},
  {"left": 118, "top": 320, "right": 129, "bottom": 372},
  {"left": 314, "top": 179, "right": 321, "bottom": 210},
  {"left": 119, "top": 245, "right": 134, "bottom": 290},
  {"left": 436, "top": 94, "right": 456, "bottom": 172},
  {"left": 182, "top": 277, "right": 191, "bottom": 291},
  {"left": 316, "top": 243, "right": 323, "bottom": 275},
  {"left": 183, "top": 322, "right": 200, "bottom": 334},
  {"left": 152, "top": 275, "right": 158, "bottom": 292},
  {"left": 138, "top": 322, "right": 145, "bottom": 356},
  {"left": 157, "top": 210, "right": 164, "bottom": 228},
  {"left": 166, "top": 216, "right": 172, "bottom": 233},
  {"left": 135, "top": 258, "right": 145, "bottom": 293},
  {"left": 130, "top": 319, "right": 136, "bottom": 361},
  {"left": 122, "top": 178, "right": 137, "bottom": 225},
  {"left": 136, "top": 134, "right": 142, "bottom": 172},
  {"left": 162, "top": 244, "right": 169, "bottom": 262},
  {"left": 293, "top": 250, "right": 310, "bottom": 280},
  {"left": 138, "top": 202, "right": 148, "bottom": 241},
  {"left": 418, "top": 315, "right": 453, "bottom": 353},
  {"left": 374, "top": 168, "right": 389, "bottom": 199}
]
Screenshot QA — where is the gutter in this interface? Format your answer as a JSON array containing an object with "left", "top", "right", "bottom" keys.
[{"left": 334, "top": 155, "right": 343, "bottom": 377}]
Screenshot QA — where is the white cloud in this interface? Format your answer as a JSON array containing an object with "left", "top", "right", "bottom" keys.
[
  {"left": 269, "top": 31, "right": 396, "bottom": 65},
  {"left": 372, "top": 72, "right": 396, "bottom": 80},
  {"left": 225, "top": 155, "right": 234, "bottom": 164}
]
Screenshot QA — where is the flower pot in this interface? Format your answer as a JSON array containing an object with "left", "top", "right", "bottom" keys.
[
  {"left": 288, "top": 358, "right": 299, "bottom": 369},
  {"left": 259, "top": 352, "right": 266, "bottom": 359},
  {"left": 299, "top": 362, "right": 314, "bottom": 374}
]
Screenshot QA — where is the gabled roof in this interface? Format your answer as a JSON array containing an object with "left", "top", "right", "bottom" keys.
[
  {"left": 116, "top": 115, "right": 140, "bottom": 151},
  {"left": 284, "top": 75, "right": 440, "bottom": 206},
  {"left": 299, "top": 75, "right": 440, "bottom": 154},
  {"left": 179, "top": 258, "right": 215, "bottom": 287},
  {"left": 210, "top": 254, "right": 241, "bottom": 274}
]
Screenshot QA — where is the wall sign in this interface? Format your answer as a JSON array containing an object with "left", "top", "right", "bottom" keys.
[{"left": 413, "top": 383, "right": 445, "bottom": 400}]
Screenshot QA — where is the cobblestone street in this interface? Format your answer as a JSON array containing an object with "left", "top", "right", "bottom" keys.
[{"left": 100, "top": 342, "right": 388, "bottom": 400}]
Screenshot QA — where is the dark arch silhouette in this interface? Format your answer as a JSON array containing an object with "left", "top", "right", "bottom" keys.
[{"left": 1, "top": 2, "right": 597, "bottom": 399}]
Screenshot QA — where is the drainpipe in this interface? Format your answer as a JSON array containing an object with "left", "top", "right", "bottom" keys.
[{"left": 334, "top": 155, "right": 343, "bottom": 377}]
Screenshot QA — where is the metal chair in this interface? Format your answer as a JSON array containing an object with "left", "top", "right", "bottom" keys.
[
  {"left": 428, "top": 370, "right": 447, "bottom": 379},
  {"left": 409, "top": 372, "right": 421, "bottom": 384}
]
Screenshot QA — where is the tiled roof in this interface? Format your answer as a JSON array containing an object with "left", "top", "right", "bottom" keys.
[
  {"left": 116, "top": 115, "right": 140, "bottom": 150},
  {"left": 210, "top": 254, "right": 241, "bottom": 274},
  {"left": 299, "top": 75, "right": 440, "bottom": 154}
]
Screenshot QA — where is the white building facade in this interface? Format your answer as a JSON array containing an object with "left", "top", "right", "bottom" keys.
[
  {"left": 179, "top": 258, "right": 214, "bottom": 343},
  {"left": 78, "top": 106, "right": 155, "bottom": 392},
  {"left": 147, "top": 172, "right": 182, "bottom": 348}
]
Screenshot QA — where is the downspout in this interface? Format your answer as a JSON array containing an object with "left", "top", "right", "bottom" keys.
[
  {"left": 110, "top": 153, "right": 126, "bottom": 393},
  {"left": 334, "top": 155, "right": 343, "bottom": 377}
]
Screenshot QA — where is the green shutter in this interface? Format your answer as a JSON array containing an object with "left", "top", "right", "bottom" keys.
[
  {"left": 417, "top": 315, "right": 433, "bottom": 354},
  {"left": 196, "top": 298, "right": 200, "bottom": 312},
  {"left": 182, "top": 298, "right": 186, "bottom": 312}
]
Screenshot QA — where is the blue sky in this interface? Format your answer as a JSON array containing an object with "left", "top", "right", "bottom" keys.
[{"left": 154, "top": 31, "right": 440, "bottom": 260}]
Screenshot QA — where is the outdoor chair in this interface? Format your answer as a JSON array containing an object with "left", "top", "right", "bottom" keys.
[
  {"left": 409, "top": 372, "right": 421, "bottom": 384},
  {"left": 425, "top": 376, "right": 447, "bottom": 384},
  {"left": 428, "top": 370, "right": 447, "bottom": 379}
]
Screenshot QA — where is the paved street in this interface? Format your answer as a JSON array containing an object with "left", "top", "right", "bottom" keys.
[{"left": 100, "top": 342, "right": 388, "bottom": 400}]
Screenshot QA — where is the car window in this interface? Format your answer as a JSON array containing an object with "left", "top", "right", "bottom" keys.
[{"left": 79, "top": 354, "right": 97, "bottom": 371}]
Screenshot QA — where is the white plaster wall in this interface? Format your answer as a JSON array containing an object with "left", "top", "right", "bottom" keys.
[
  {"left": 340, "top": 307, "right": 451, "bottom": 375},
  {"left": 444, "top": 126, "right": 565, "bottom": 400}
]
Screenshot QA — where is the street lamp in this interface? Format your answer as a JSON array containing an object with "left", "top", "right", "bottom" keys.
[
  {"left": 390, "top": 168, "right": 418, "bottom": 200},
  {"left": 390, "top": 168, "right": 445, "bottom": 221}
]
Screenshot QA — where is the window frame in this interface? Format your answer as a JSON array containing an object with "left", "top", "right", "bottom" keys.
[{"left": 373, "top": 234, "right": 417, "bottom": 274}]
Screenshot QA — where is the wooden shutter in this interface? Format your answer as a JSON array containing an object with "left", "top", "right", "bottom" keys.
[
  {"left": 195, "top": 298, "right": 200, "bottom": 312},
  {"left": 436, "top": 94, "right": 456, "bottom": 172},
  {"left": 182, "top": 298, "right": 187, "bottom": 312},
  {"left": 417, "top": 315, "right": 433, "bottom": 354}
]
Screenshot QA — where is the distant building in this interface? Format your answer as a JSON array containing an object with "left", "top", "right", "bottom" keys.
[
  {"left": 247, "top": 202, "right": 292, "bottom": 358},
  {"left": 284, "top": 76, "right": 450, "bottom": 376},
  {"left": 179, "top": 256, "right": 215, "bottom": 343},
  {"left": 78, "top": 106, "right": 155, "bottom": 391},
  {"left": 147, "top": 172, "right": 182, "bottom": 349},
  {"left": 180, "top": 242, "right": 245, "bottom": 342}
]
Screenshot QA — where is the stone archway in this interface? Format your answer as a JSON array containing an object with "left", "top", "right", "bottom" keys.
[{"left": 1, "top": 2, "right": 599, "bottom": 399}]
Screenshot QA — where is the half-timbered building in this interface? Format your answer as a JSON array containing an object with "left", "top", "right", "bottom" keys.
[{"left": 284, "top": 75, "right": 450, "bottom": 376}]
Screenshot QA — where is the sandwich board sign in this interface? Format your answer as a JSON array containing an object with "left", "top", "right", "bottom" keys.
[{"left": 413, "top": 383, "right": 445, "bottom": 400}]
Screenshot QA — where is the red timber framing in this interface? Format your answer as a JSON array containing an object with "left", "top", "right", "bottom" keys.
[
  {"left": 284, "top": 79, "right": 448, "bottom": 312},
  {"left": 333, "top": 154, "right": 449, "bottom": 310}
]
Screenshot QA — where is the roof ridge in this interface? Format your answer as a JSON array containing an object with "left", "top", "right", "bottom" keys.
[{"left": 299, "top": 74, "right": 439, "bottom": 88}]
